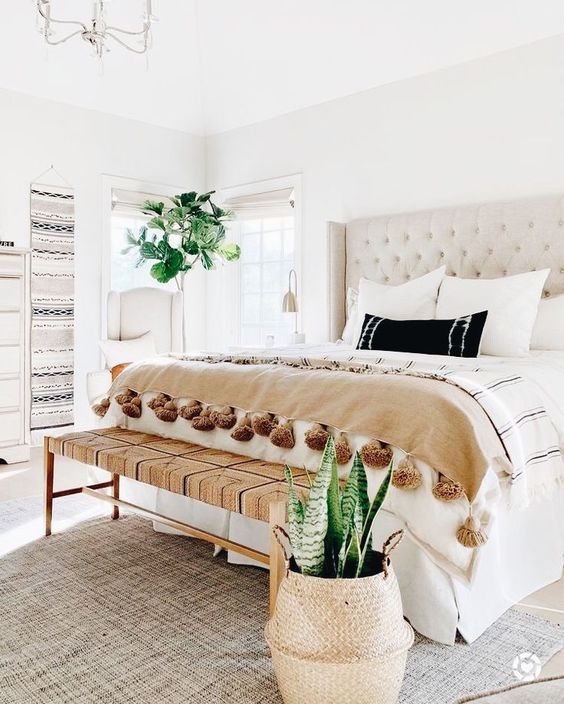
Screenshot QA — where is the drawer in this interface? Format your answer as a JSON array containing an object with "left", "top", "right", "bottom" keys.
[
  {"left": 0, "top": 346, "right": 20, "bottom": 375},
  {"left": 0, "top": 278, "right": 21, "bottom": 307},
  {"left": 0, "top": 311, "right": 20, "bottom": 343},
  {"left": 0, "top": 254, "right": 23, "bottom": 275},
  {"left": 0, "top": 411, "right": 21, "bottom": 444},
  {"left": 0, "top": 378, "right": 19, "bottom": 408}
]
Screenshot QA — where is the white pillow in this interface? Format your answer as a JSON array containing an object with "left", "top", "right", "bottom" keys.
[
  {"left": 341, "top": 287, "right": 358, "bottom": 344},
  {"left": 531, "top": 294, "right": 564, "bottom": 350},
  {"left": 353, "top": 266, "right": 446, "bottom": 346},
  {"left": 436, "top": 269, "right": 549, "bottom": 357},
  {"left": 99, "top": 331, "right": 157, "bottom": 369}
]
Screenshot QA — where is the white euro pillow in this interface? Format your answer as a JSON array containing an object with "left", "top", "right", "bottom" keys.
[
  {"left": 99, "top": 330, "right": 157, "bottom": 369},
  {"left": 436, "top": 269, "right": 549, "bottom": 357},
  {"left": 531, "top": 294, "right": 564, "bottom": 350},
  {"left": 352, "top": 266, "right": 446, "bottom": 347},
  {"left": 341, "top": 287, "right": 358, "bottom": 344}
]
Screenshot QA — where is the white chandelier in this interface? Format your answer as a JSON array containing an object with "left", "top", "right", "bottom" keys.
[{"left": 36, "top": 0, "right": 154, "bottom": 58}]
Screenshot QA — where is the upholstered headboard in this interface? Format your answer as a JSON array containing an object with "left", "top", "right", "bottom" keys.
[{"left": 327, "top": 194, "right": 564, "bottom": 341}]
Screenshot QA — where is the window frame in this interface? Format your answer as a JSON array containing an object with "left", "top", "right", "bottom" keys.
[{"left": 218, "top": 174, "right": 302, "bottom": 347}]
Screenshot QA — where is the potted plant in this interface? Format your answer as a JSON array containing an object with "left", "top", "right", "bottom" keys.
[
  {"left": 122, "top": 190, "right": 240, "bottom": 348},
  {"left": 266, "top": 437, "right": 414, "bottom": 704}
]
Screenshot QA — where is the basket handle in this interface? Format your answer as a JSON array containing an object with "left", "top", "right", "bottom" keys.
[
  {"left": 382, "top": 529, "right": 404, "bottom": 580},
  {"left": 272, "top": 524, "right": 291, "bottom": 575}
]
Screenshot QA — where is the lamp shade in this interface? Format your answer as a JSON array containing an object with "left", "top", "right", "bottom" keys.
[{"left": 282, "top": 290, "right": 298, "bottom": 313}]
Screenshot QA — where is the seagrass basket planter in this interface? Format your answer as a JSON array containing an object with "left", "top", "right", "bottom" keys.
[{"left": 266, "top": 537, "right": 414, "bottom": 704}]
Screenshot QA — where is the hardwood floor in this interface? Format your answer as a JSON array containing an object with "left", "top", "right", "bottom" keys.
[{"left": 1, "top": 446, "right": 562, "bottom": 678}]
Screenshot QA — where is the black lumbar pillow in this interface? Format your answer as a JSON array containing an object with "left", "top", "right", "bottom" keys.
[{"left": 356, "top": 311, "right": 488, "bottom": 357}]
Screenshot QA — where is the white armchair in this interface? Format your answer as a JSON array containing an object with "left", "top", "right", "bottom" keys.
[{"left": 87, "top": 287, "right": 184, "bottom": 404}]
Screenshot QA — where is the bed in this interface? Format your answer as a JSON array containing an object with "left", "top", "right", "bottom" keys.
[{"left": 95, "top": 194, "right": 564, "bottom": 645}]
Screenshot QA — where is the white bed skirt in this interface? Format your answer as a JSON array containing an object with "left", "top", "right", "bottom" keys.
[{"left": 113, "top": 475, "right": 564, "bottom": 645}]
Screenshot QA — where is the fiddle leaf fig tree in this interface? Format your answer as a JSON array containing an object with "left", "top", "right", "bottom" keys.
[{"left": 122, "top": 190, "right": 240, "bottom": 291}]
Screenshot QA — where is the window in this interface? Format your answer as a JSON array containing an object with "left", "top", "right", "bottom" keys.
[
  {"left": 238, "top": 215, "right": 295, "bottom": 346},
  {"left": 110, "top": 188, "right": 174, "bottom": 292},
  {"left": 222, "top": 182, "right": 299, "bottom": 347}
]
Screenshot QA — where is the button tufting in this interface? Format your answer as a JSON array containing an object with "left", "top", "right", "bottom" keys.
[
  {"left": 385, "top": 237, "right": 390, "bottom": 244},
  {"left": 428, "top": 232, "right": 433, "bottom": 239},
  {"left": 355, "top": 258, "right": 361, "bottom": 264},
  {"left": 475, "top": 228, "right": 480, "bottom": 234},
  {"left": 395, "top": 256, "right": 400, "bottom": 263},
  {"left": 462, "top": 250, "right": 468, "bottom": 257},
  {"left": 451, "top": 230, "right": 456, "bottom": 236},
  {"left": 406, "top": 274, "right": 411, "bottom": 279},
  {"left": 405, "top": 233, "right": 410, "bottom": 241},
  {"left": 385, "top": 276, "right": 390, "bottom": 282},
  {"left": 529, "top": 222, "right": 534, "bottom": 228},
  {"left": 560, "top": 220, "right": 564, "bottom": 227},
  {"left": 440, "top": 251, "right": 445, "bottom": 258},
  {"left": 503, "top": 270, "right": 508, "bottom": 276},
  {"left": 488, "top": 248, "right": 493, "bottom": 255},
  {"left": 476, "top": 272, "right": 481, "bottom": 277},
  {"left": 417, "top": 253, "right": 422, "bottom": 260},
  {"left": 515, "top": 246, "right": 521, "bottom": 252},
  {"left": 365, "top": 239, "right": 370, "bottom": 245},
  {"left": 374, "top": 257, "right": 380, "bottom": 263},
  {"left": 502, "top": 224, "right": 507, "bottom": 231},
  {"left": 545, "top": 244, "right": 550, "bottom": 251},
  {"left": 544, "top": 291, "right": 551, "bottom": 298}
]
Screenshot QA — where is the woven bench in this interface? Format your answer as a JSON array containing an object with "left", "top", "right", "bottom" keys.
[{"left": 44, "top": 428, "right": 303, "bottom": 614}]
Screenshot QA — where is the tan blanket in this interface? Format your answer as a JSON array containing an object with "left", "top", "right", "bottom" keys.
[{"left": 108, "top": 354, "right": 511, "bottom": 502}]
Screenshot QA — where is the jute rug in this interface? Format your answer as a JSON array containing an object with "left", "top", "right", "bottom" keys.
[{"left": 0, "top": 497, "right": 562, "bottom": 704}]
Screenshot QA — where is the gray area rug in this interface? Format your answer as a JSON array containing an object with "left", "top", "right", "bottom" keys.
[{"left": 0, "top": 497, "right": 562, "bottom": 704}]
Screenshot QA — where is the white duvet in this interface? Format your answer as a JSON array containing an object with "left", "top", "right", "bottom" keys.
[{"left": 111, "top": 343, "right": 564, "bottom": 585}]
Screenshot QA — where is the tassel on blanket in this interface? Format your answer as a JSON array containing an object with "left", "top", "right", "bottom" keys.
[
  {"left": 123, "top": 398, "right": 142, "bottom": 418},
  {"left": 93, "top": 398, "right": 110, "bottom": 418},
  {"left": 335, "top": 433, "right": 353, "bottom": 465},
  {"left": 456, "top": 510, "right": 488, "bottom": 548},
  {"left": 210, "top": 406, "right": 237, "bottom": 430},
  {"left": 179, "top": 400, "right": 203, "bottom": 421},
  {"left": 115, "top": 389, "right": 136, "bottom": 406},
  {"left": 193, "top": 408, "right": 215, "bottom": 431},
  {"left": 270, "top": 421, "right": 295, "bottom": 449},
  {"left": 304, "top": 423, "right": 330, "bottom": 451},
  {"left": 433, "top": 475, "right": 465, "bottom": 502},
  {"left": 392, "top": 457, "right": 422, "bottom": 490},
  {"left": 231, "top": 415, "right": 255, "bottom": 442},
  {"left": 252, "top": 413, "right": 277, "bottom": 437},
  {"left": 147, "top": 393, "right": 169, "bottom": 410},
  {"left": 360, "top": 440, "right": 393, "bottom": 468},
  {"left": 155, "top": 401, "right": 178, "bottom": 422}
]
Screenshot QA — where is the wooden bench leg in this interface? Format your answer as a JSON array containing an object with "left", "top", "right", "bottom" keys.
[
  {"left": 111, "top": 474, "right": 120, "bottom": 520},
  {"left": 44, "top": 437, "right": 54, "bottom": 537},
  {"left": 268, "top": 499, "right": 287, "bottom": 618}
]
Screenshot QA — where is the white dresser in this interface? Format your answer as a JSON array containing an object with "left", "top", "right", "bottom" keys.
[{"left": 0, "top": 249, "right": 30, "bottom": 464}]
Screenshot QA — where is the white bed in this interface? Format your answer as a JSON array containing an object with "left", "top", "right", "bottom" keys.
[{"left": 100, "top": 194, "right": 564, "bottom": 644}]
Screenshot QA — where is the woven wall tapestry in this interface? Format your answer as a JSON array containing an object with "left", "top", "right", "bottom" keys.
[{"left": 30, "top": 184, "right": 75, "bottom": 432}]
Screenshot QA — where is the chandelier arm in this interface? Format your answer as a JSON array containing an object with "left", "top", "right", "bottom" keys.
[
  {"left": 104, "top": 31, "right": 149, "bottom": 54},
  {"left": 104, "top": 24, "right": 150, "bottom": 37},
  {"left": 44, "top": 29, "right": 86, "bottom": 46},
  {"left": 36, "top": 1, "right": 88, "bottom": 32}
]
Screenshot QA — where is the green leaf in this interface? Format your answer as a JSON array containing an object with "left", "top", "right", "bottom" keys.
[
  {"left": 284, "top": 465, "right": 305, "bottom": 560},
  {"left": 182, "top": 239, "right": 199, "bottom": 255},
  {"left": 148, "top": 216, "right": 167, "bottom": 232},
  {"left": 125, "top": 228, "right": 138, "bottom": 245},
  {"left": 218, "top": 242, "right": 241, "bottom": 262},
  {"left": 200, "top": 250, "right": 215, "bottom": 270},
  {"left": 179, "top": 191, "right": 198, "bottom": 207},
  {"left": 139, "top": 241, "right": 159, "bottom": 259},
  {"left": 357, "top": 466, "right": 393, "bottom": 575},
  {"left": 298, "top": 437, "right": 335, "bottom": 576},
  {"left": 323, "top": 438, "right": 343, "bottom": 577},
  {"left": 150, "top": 262, "right": 174, "bottom": 283},
  {"left": 143, "top": 200, "right": 164, "bottom": 216}
]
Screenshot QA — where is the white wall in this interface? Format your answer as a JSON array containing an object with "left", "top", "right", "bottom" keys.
[
  {"left": 205, "top": 34, "right": 564, "bottom": 346},
  {"left": 0, "top": 88, "right": 205, "bottom": 427}
]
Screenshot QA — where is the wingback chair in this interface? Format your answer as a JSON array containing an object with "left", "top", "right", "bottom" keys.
[{"left": 87, "top": 287, "right": 183, "bottom": 404}]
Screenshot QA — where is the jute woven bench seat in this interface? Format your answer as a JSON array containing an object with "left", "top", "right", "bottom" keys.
[{"left": 44, "top": 428, "right": 294, "bottom": 614}]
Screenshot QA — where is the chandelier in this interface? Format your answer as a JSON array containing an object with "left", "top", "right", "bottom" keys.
[{"left": 36, "top": 0, "right": 154, "bottom": 58}]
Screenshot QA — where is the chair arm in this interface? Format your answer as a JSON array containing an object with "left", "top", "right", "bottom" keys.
[{"left": 86, "top": 369, "right": 112, "bottom": 405}]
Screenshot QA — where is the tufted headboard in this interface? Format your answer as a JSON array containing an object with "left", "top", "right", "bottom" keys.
[{"left": 327, "top": 194, "right": 564, "bottom": 341}]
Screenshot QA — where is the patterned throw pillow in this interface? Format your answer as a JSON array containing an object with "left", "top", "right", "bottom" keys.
[{"left": 356, "top": 311, "right": 488, "bottom": 357}]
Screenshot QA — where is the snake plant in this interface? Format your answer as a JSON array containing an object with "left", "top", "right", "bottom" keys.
[{"left": 284, "top": 437, "right": 392, "bottom": 578}]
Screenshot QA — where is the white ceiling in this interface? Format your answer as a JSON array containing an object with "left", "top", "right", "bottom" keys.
[{"left": 2, "top": 0, "right": 564, "bottom": 136}]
